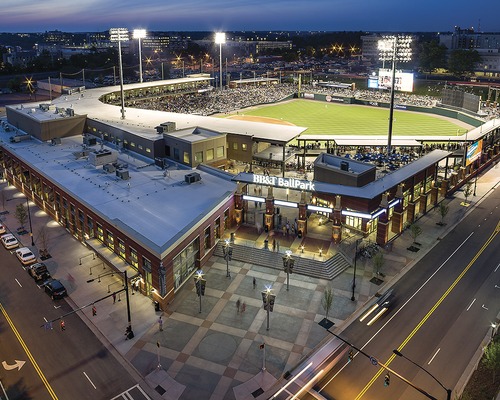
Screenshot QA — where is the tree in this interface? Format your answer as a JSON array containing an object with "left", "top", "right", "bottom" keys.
[
  {"left": 409, "top": 224, "right": 422, "bottom": 244},
  {"left": 321, "top": 287, "right": 334, "bottom": 320},
  {"left": 15, "top": 203, "right": 27, "bottom": 229},
  {"left": 38, "top": 225, "right": 51, "bottom": 258},
  {"left": 463, "top": 181, "right": 473, "bottom": 206},
  {"left": 482, "top": 339, "right": 500, "bottom": 384},
  {"left": 372, "top": 252, "right": 385, "bottom": 277},
  {"left": 447, "top": 49, "right": 482, "bottom": 79},
  {"left": 418, "top": 40, "right": 447, "bottom": 76},
  {"left": 438, "top": 202, "right": 449, "bottom": 226}
]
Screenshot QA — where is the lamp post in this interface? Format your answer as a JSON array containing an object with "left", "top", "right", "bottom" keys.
[
  {"left": 351, "top": 238, "right": 361, "bottom": 301},
  {"left": 215, "top": 32, "right": 226, "bottom": 90},
  {"left": 393, "top": 349, "right": 451, "bottom": 400},
  {"left": 26, "top": 196, "right": 34, "bottom": 246},
  {"left": 222, "top": 239, "right": 232, "bottom": 278},
  {"left": 261, "top": 286, "right": 276, "bottom": 331},
  {"left": 282, "top": 250, "right": 294, "bottom": 291},
  {"left": 110, "top": 28, "right": 129, "bottom": 120},
  {"left": 133, "top": 29, "right": 146, "bottom": 83},
  {"left": 378, "top": 35, "right": 412, "bottom": 156},
  {"left": 194, "top": 270, "right": 206, "bottom": 313}
]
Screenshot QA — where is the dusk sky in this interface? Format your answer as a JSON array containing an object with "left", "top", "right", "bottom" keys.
[{"left": 2, "top": 0, "right": 500, "bottom": 33}]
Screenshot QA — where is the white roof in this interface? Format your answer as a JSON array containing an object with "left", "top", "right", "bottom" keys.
[{"left": 0, "top": 130, "right": 236, "bottom": 257}]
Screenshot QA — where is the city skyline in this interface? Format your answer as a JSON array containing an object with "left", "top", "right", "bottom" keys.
[{"left": 2, "top": 0, "right": 500, "bottom": 34}]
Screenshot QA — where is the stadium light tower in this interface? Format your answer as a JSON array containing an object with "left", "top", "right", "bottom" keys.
[
  {"left": 378, "top": 35, "right": 412, "bottom": 155},
  {"left": 133, "top": 29, "right": 147, "bottom": 83},
  {"left": 215, "top": 32, "right": 226, "bottom": 90},
  {"left": 110, "top": 28, "right": 129, "bottom": 119}
]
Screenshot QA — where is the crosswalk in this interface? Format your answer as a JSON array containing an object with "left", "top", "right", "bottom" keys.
[{"left": 110, "top": 384, "right": 152, "bottom": 400}]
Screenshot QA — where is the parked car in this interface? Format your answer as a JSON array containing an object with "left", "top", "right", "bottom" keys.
[
  {"left": 1, "top": 233, "right": 19, "bottom": 249},
  {"left": 0, "top": 223, "right": 6, "bottom": 235},
  {"left": 15, "top": 247, "right": 36, "bottom": 265},
  {"left": 44, "top": 279, "right": 67, "bottom": 299},
  {"left": 27, "top": 262, "right": 51, "bottom": 282}
]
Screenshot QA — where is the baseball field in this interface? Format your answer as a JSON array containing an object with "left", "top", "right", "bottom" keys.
[{"left": 227, "top": 99, "right": 471, "bottom": 136}]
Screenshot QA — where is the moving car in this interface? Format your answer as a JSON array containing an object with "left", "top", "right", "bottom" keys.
[
  {"left": 44, "top": 279, "right": 67, "bottom": 299},
  {"left": 27, "top": 262, "right": 51, "bottom": 282},
  {"left": 1, "top": 233, "right": 19, "bottom": 249},
  {"left": 0, "top": 223, "right": 6, "bottom": 235},
  {"left": 15, "top": 247, "right": 36, "bottom": 265}
]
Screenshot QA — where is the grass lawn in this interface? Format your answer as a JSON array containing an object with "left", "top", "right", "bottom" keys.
[{"left": 236, "top": 99, "right": 466, "bottom": 136}]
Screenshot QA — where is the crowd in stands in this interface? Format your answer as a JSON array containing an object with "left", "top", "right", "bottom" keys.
[{"left": 117, "top": 82, "right": 439, "bottom": 116}]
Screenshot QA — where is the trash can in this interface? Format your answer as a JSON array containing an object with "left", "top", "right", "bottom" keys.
[{"left": 154, "top": 301, "right": 160, "bottom": 312}]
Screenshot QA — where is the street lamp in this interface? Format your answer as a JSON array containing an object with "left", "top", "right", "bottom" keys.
[
  {"left": 26, "top": 196, "right": 34, "bottom": 246},
  {"left": 351, "top": 238, "right": 362, "bottom": 301},
  {"left": 194, "top": 270, "right": 206, "bottom": 313},
  {"left": 110, "top": 28, "right": 129, "bottom": 120},
  {"left": 378, "top": 35, "right": 412, "bottom": 156},
  {"left": 215, "top": 32, "right": 226, "bottom": 90},
  {"left": 282, "top": 250, "right": 294, "bottom": 291},
  {"left": 261, "top": 286, "right": 276, "bottom": 331},
  {"left": 222, "top": 239, "right": 232, "bottom": 278},
  {"left": 393, "top": 349, "right": 451, "bottom": 400},
  {"left": 133, "top": 29, "right": 146, "bottom": 83}
]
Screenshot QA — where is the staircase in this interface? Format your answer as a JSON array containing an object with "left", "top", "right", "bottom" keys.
[{"left": 213, "top": 242, "right": 351, "bottom": 281}]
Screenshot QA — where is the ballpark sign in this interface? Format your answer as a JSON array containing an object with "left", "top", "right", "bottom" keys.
[{"left": 253, "top": 174, "right": 315, "bottom": 191}]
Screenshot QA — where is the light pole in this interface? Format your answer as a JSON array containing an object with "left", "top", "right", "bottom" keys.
[
  {"left": 110, "top": 28, "right": 129, "bottom": 120},
  {"left": 222, "top": 239, "right": 232, "bottom": 278},
  {"left": 393, "top": 349, "right": 451, "bottom": 400},
  {"left": 378, "top": 35, "right": 412, "bottom": 156},
  {"left": 261, "top": 286, "right": 276, "bottom": 331},
  {"left": 215, "top": 32, "right": 226, "bottom": 90},
  {"left": 26, "top": 196, "right": 34, "bottom": 246},
  {"left": 282, "top": 250, "right": 294, "bottom": 291},
  {"left": 133, "top": 29, "right": 146, "bottom": 83},
  {"left": 351, "top": 238, "right": 361, "bottom": 301},
  {"left": 194, "top": 270, "right": 206, "bottom": 313}
]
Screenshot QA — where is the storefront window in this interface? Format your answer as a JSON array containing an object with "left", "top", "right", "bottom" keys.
[
  {"left": 117, "top": 238, "right": 125, "bottom": 259},
  {"left": 173, "top": 237, "right": 199, "bottom": 291},
  {"left": 345, "top": 215, "right": 362, "bottom": 231},
  {"left": 129, "top": 247, "right": 138, "bottom": 268},
  {"left": 96, "top": 224, "right": 104, "bottom": 242}
]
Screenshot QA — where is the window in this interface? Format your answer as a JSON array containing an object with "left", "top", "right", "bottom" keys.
[
  {"left": 130, "top": 247, "right": 138, "bottom": 268},
  {"left": 106, "top": 230, "right": 114, "bottom": 249},
  {"left": 172, "top": 237, "right": 199, "bottom": 290},
  {"left": 142, "top": 257, "right": 152, "bottom": 272},
  {"left": 130, "top": 142, "right": 136, "bottom": 147},
  {"left": 138, "top": 144, "right": 144, "bottom": 150},
  {"left": 117, "top": 239, "right": 125, "bottom": 259},
  {"left": 174, "top": 148, "right": 179, "bottom": 160},
  {"left": 204, "top": 226, "right": 211, "bottom": 249},
  {"left": 96, "top": 224, "right": 104, "bottom": 242},
  {"left": 242, "top": 143, "right": 247, "bottom": 151},
  {"left": 184, "top": 152, "right": 190, "bottom": 164},
  {"left": 207, "top": 148, "right": 214, "bottom": 161},
  {"left": 146, "top": 148, "right": 151, "bottom": 153},
  {"left": 194, "top": 151, "right": 203, "bottom": 163},
  {"left": 165, "top": 145, "right": 171, "bottom": 157},
  {"left": 233, "top": 142, "right": 238, "bottom": 150},
  {"left": 217, "top": 146, "right": 224, "bottom": 158}
]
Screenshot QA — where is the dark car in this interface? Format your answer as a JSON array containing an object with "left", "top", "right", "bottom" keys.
[
  {"left": 27, "top": 262, "right": 51, "bottom": 282},
  {"left": 44, "top": 279, "right": 67, "bottom": 299}
]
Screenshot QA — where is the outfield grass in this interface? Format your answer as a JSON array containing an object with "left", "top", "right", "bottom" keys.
[{"left": 238, "top": 99, "right": 465, "bottom": 136}]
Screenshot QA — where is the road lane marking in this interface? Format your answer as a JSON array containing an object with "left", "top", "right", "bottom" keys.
[
  {"left": 14, "top": 279, "right": 22, "bottom": 287},
  {"left": 427, "top": 348, "right": 440, "bottom": 365},
  {"left": 319, "top": 232, "right": 474, "bottom": 393},
  {"left": 467, "top": 298, "right": 476, "bottom": 311},
  {"left": 482, "top": 304, "right": 489, "bottom": 310},
  {"left": 494, "top": 263, "right": 500, "bottom": 272},
  {"left": 354, "top": 222, "right": 499, "bottom": 400},
  {"left": 83, "top": 372, "right": 96, "bottom": 389},
  {"left": 2, "top": 360, "right": 26, "bottom": 371},
  {"left": 0, "top": 303, "right": 58, "bottom": 399},
  {"left": 0, "top": 380, "right": 9, "bottom": 400}
]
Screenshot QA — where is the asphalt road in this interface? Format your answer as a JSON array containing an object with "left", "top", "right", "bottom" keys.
[
  {"left": 0, "top": 244, "right": 139, "bottom": 400},
  {"left": 313, "top": 190, "right": 500, "bottom": 400}
]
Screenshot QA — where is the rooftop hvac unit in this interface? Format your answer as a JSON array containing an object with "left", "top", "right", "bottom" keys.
[
  {"left": 83, "top": 136, "right": 97, "bottom": 146},
  {"left": 103, "top": 163, "right": 116, "bottom": 173},
  {"left": 160, "top": 122, "right": 176, "bottom": 133},
  {"left": 51, "top": 138, "right": 62, "bottom": 145},
  {"left": 66, "top": 108, "right": 74, "bottom": 117},
  {"left": 185, "top": 172, "right": 201, "bottom": 184},
  {"left": 39, "top": 104, "right": 50, "bottom": 111},
  {"left": 116, "top": 169, "right": 130, "bottom": 180}
]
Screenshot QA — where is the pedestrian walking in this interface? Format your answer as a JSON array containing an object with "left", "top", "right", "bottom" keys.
[
  {"left": 92, "top": 305, "right": 97, "bottom": 316},
  {"left": 272, "top": 238, "right": 276, "bottom": 252},
  {"left": 253, "top": 277, "right": 256, "bottom": 289},
  {"left": 236, "top": 298, "right": 241, "bottom": 313},
  {"left": 112, "top": 292, "right": 116, "bottom": 304},
  {"left": 241, "top": 302, "right": 246, "bottom": 313},
  {"left": 276, "top": 240, "right": 280, "bottom": 252},
  {"left": 158, "top": 316, "right": 163, "bottom": 331},
  {"left": 60, "top": 320, "right": 65, "bottom": 331}
]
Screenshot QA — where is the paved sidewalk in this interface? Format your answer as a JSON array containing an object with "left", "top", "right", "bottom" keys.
[{"left": 0, "top": 161, "right": 498, "bottom": 400}]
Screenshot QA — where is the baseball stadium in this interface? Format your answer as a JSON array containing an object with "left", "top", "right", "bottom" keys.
[{"left": 1, "top": 74, "right": 500, "bottom": 308}]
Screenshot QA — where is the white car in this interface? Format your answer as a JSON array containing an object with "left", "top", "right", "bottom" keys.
[
  {"left": 1, "top": 233, "right": 19, "bottom": 249},
  {"left": 15, "top": 247, "right": 36, "bottom": 265},
  {"left": 0, "top": 223, "right": 6, "bottom": 235}
]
